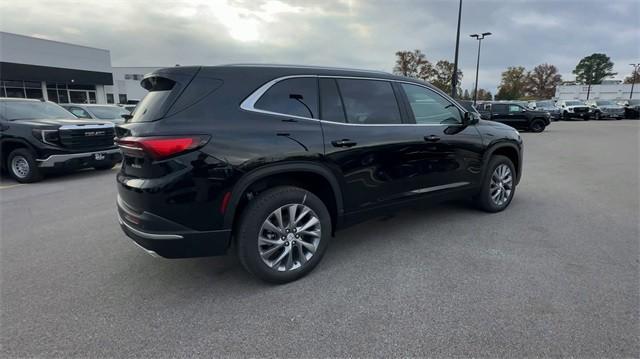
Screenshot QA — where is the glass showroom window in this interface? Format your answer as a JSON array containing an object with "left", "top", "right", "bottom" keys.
[{"left": 1, "top": 80, "right": 42, "bottom": 99}]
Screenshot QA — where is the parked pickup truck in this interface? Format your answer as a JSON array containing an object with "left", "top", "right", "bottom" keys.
[
  {"left": 0, "top": 98, "right": 121, "bottom": 182},
  {"left": 476, "top": 102, "right": 551, "bottom": 132}
]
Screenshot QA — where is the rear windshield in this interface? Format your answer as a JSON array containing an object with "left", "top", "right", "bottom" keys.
[
  {"left": 88, "top": 106, "right": 129, "bottom": 120},
  {"left": 0, "top": 101, "right": 77, "bottom": 121},
  {"left": 130, "top": 76, "right": 176, "bottom": 123}
]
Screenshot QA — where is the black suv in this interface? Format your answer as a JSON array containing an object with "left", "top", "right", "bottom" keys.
[
  {"left": 116, "top": 65, "right": 523, "bottom": 283},
  {"left": 0, "top": 98, "right": 121, "bottom": 182},
  {"left": 476, "top": 102, "right": 551, "bottom": 132}
]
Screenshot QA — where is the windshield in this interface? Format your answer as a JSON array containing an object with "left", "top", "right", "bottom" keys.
[
  {"left": 537, "top": 101, "right": 554, "bottom": 109},
  {"left": 87, "top": 106, "right": 129, "bottom": 119},
  {"left": 565, "top": 101, "right": 583, "bottom": 106},
  {"left": 596, "top": 100, "right": 614, "bottom": 106},
  {"left": 628, "top": 100, "right": 640, "bottom": 105},
  {"left": 0, "top": 101, "right": 77, "bottom": 121}
]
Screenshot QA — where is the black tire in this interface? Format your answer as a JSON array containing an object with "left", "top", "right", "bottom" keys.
[
  {"left": 562, "top": 111, "right": 569, "bottom": 121},
  {"left": 94, "top": 162, "right": 117, "bottom": 171},
  {"left": 529, "top": 119, "right": 546, "bottom": 133},
  {"left": 593, "top": 112, "right": 600, "bottom": 121},
  {"left": 7, "top": 148, "right": 43, "bottom": 183},
  {"left": 474, "top": 155, "right": 516, "bottom": 213},
  {"left": 236, "top": 186, "right": 332, "bottom": 283}
]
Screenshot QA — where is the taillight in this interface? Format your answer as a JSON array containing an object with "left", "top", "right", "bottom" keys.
[{"left": 116, "top": 135, "right": 210, "bottom": 160}]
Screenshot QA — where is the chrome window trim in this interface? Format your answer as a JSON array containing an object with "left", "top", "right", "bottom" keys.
[{"left": 239, "top": 75, "right": 468, "bottom": 127}]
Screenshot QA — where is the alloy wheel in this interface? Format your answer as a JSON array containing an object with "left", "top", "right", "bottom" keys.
[
  {"left": 258, "top": 203, "right": 321, "bottom": 272},
  {"left": 10, "top": 155, "right": 30, "bottom": 179},
  {"left": 490, "top": 164, "right": 513, "bottom": 206}
]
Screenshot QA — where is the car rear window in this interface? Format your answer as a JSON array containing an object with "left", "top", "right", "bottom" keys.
[
  {"left": 255, "top": 78, "right": 318, "bottom": 119},
  {"left": 130, "top": 77, "right": 176, "bottom": 123},
  {"left": 337, "top": 79, "right": 401, "bottom": 124}
]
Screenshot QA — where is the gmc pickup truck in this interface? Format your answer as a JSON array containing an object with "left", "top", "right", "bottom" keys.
[{"left": 0, "top": 98, "right": 121, "bottom": 182}]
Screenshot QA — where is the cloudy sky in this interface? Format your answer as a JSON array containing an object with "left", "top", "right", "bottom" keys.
[{"left": 1, "top": 0, "right": 638, "bottom": 93}]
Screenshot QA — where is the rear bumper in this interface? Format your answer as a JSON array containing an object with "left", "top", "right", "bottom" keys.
[
  {"left": 117, "top": 196, "right": 231, "bottom": 258},
  {"left": 37, "top": 148, "right": 121, "bottom": 168}
]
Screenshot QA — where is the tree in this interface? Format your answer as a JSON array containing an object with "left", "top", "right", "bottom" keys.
[
  {"left": 526, "top": 63, "right": 562, "bottom": 98},
  {"left": 495, "top": 66, "right": 528, "bottom": 100},
  {"left": 573, "top": 53, "right": 617, "bottom": 85},
  {"left": 472, "top": 88, "right": 492, "bottom": 101},
  {"left": 428, "top": 60, "right": 463, "bottom": 94},
  {"left": 462, "top": 89, "right": 470, "bottom": 100},
  {"left": 624, "top": 67, "right": 640, "bottom": 84},
  {"left": 393, "top": 50, "right": 433, "bottom": 80}
]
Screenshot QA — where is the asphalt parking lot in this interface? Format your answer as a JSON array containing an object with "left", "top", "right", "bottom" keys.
[{"left": 1, "top": 120, "right": 638, "bottom": 357}]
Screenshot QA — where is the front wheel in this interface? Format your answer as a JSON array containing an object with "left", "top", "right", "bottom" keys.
[
  {"left": 529, "top": 119, "right": 546, "bottom": 133},
  {"left": 475, "top": 155, "right": 516, "bottom": 213},
  {"left": 7, "top": 149, "right": 43, "bottom": 183},
  {"left": 593, "top": 112, "right": 600, "bottom": 121},
  {"left": 236, "top": 186, "right": 332, "bottom": 283}
]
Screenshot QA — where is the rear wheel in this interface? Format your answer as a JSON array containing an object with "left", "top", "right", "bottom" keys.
[
  {"left": 236, "top": 186, "right": 331, "bottom": 283},
  {"left": 475, "top": 155, "right": 516, "bottom": 213},
  {"left": 529, "top": 119, "right": 546, "bottom": 133},
  {"left": 7, "top": 149, "right": 43, "bottom": 183}
]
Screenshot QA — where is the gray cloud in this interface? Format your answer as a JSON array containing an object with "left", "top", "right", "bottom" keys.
[{"left": 1, "top": 0, "right": 638, "bottom": 93}]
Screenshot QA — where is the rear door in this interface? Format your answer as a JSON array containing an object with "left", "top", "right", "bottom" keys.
[{"left": 319, "top": 77, "right": 421, "bottom": 213}]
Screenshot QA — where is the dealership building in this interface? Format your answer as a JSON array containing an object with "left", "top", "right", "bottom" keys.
[{"left": 0, "top": 32, "right": 160, "bottom": 105}]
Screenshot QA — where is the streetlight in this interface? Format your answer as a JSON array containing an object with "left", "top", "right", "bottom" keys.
[
  {"left": 451, "top": 0, "right": 463, "bottom": 98},
  {"left": 470, "top": 32, "right": 491, "bottom": 105},
  {"left": 630, "top": 63, "right": 639, "bottom": 99}
]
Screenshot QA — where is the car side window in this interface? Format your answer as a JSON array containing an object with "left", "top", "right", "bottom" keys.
[
  {"left": 493, "top": 104, "right": 508, "bottom": 113},
  {"left": 319, "top": 78, "right": 346, "bottom": 123},
  {"left": 255, "top": 78, "right": 318, "bottom": 119},
  {"left": 336, "top": 79, "right": 402, "bottom": 124},
  {"left": 400, "top": 83, "right": 462, "bottom": 124},
  {"left": 68, "top": 107, "right": 91, "bottom": 119},
  {"left": 509, "top": 105, "right": 522, "bottom": 113}
]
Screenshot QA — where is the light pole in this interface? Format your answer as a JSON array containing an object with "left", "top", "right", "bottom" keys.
[
  {"left": 630, "top": 63, "right": 639, "bottom": 99},
  {"left": 470, "top": 32, "right": 491, "bottom": 105},
  {"left": 451, "top": 0, "right": 463, "bottom": 98}
]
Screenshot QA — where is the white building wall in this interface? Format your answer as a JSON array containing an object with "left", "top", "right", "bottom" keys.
[
  {"left": 0, "top": 32, "right": 111, "bottom": 73},
  {"left": 555, "top": 83, "right": 638, "bottom": 100}
]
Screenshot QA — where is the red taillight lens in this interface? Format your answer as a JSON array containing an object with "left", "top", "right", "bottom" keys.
[{"left": 116, "top": 135, "right": 209, "bottom": 160}]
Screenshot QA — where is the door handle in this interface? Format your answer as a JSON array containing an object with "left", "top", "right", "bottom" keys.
[
  {"left": 331, "top": 139, "right": 357, "bottom": 148},
  {"left": 424, "top": 135, "right": 440, "bottom": 142}
]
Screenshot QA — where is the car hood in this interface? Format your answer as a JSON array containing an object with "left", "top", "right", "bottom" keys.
[{"left": 10, "top": 118, "right": 112, "bottom": 128}]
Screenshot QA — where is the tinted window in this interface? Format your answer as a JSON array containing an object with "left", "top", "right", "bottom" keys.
[
  {"left": 255, "top": 78, "right": 318, "bottom": 119},
  {"left": 87, "top": 106, "right": 129, "bottom": 120},
  {"left": 0, "top": 101, "right": 77, "bottom": 121},
  {"left": 401, "top": 84, "right": 462, "bottom": 124},
  {"left": 337, "top": 79, "right": 401, "bottom": 124},
  {"left": 67, "top": 106, "right": 92, "bottom": 118},
  {"left": 509, "top": 105, "right": 522, "bottom": 112},
  {"left": 319, "top": 78, "right": 346, "bottom": 123},
  {"left": 493, "top": 104, "right": 508, "bottom": 113}
]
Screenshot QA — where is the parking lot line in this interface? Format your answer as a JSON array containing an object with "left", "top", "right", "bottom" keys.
[{"left": 0, "top": 184, "right": 24, "bottom": 190}]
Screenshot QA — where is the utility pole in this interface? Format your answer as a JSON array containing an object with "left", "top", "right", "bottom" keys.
[
  {"left": 630, "top": 63, "right": 639, "bottom": 99},
  {"left": 470, "top": 32, "right": 491, "bottom": 105},
  {"left": 451, "top": 0, "right": 462, "bottom": 98}
]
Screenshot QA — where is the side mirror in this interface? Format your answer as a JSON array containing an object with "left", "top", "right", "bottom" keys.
[
  {"left": 561, "top": 104, "right": 566, "bottom": 108},
  {"left": 462, "top": 111, "right": 471, "bottom": 125},
  {"left": 521, "top": 108, "right": 527, "bottom": 112},
  {"left": 121, "top": 114, "right": 133, "bottom": 120}
]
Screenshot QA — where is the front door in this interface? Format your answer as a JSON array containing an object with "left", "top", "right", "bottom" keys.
[{"left": 396, "top": 83, "right": 484, "bottom": 195}]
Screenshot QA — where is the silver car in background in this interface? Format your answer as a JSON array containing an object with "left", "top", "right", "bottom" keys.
[{"left": 61, "top": 104, "right": 130, "bottom": 124}]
